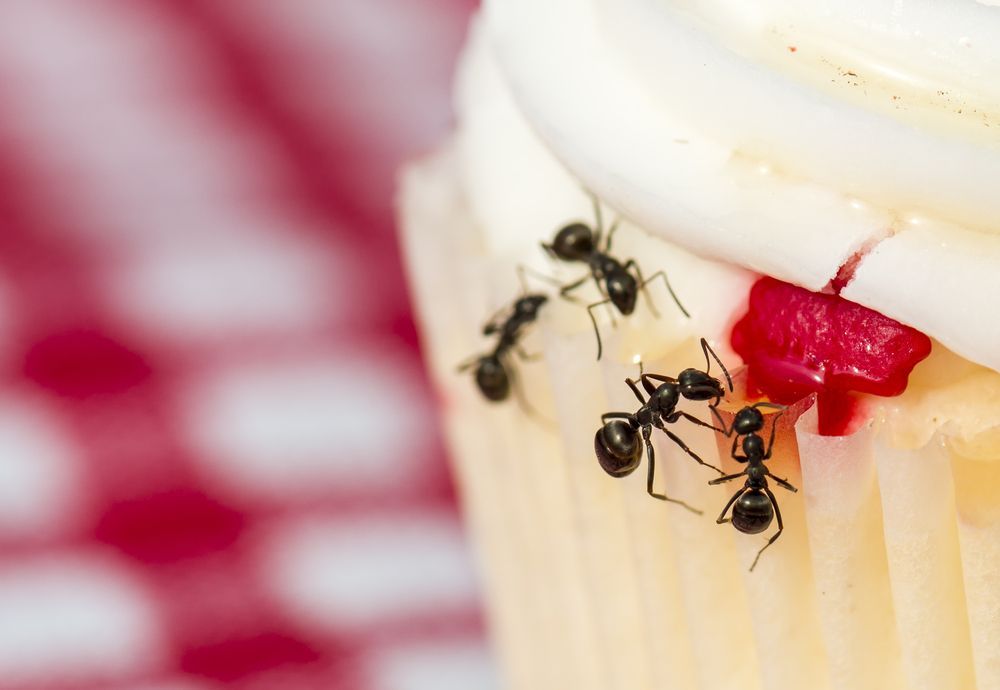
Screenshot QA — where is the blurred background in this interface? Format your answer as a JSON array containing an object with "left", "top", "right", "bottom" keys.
[{"left": 0, "top": 1, "right": 492, "bottom": 688}]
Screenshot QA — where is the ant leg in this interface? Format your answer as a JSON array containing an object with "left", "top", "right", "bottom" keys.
[
  {"left": 515, "top": 345, "right": 543, "bottom": 362},
  {"left": 637, "top": 266, "right": 692, "bottom": 319},
  {"left": 517, "top": 263, "right": 562, "bottom": 294},
  {"left": 766, "top": 469, "right": 798, "bottom": 493},
  {"left": 559, "top": 274, "right": 590, "bottom": 304},
  {"left": 708, "top": 402, "right": 730, "bottom": 436},
  {"left": 640, "top": 373, "right": 678, "bottom": 383},
  {"left": 586, "top": 298, "right": 612, "bottom": 360},
  {"left": 762, "top": 410, "right": 784, "bottom": 459},
  {"left": 700, "top": 338, "right": 733, "bottom": 392},
  {"left": 715, "top": 488, "right": 745, "bottom": 524},
  {"left": 639, "top": 373, "right": 679, "bottom": 389},
  {"left": 749, "top": 488, "right": 784, "bottom": 572},
  {"left": 604, "top": 218, "right": 621, "bottom": 252},
  {"left": 709, "top": 471, "right": 748, "bottom": 486},
  {"left": 661, "top": 428, "right": 725, "bottom": 475},
  {"left": 590, "top": 191, "right": 605, "bottom": 239},
  {"left": 480, "top": 302, "right": 511, "bottom": 335},
  {"left": 730, "top": 434, "right": 748, "bottom": 462},
  {"left": 623, "top": 260, "right": 661, "bottom": 319},
  {"left": 647, "top": 270, "right": 690, "bottom": 318},
  {"left": 456, "top": 354, "right": 482, "bottom": 373},
  {"left": 639, "top": 376, "right": 658, "bottom": 397},
  {"left": 639, "top": 373, "right": 675, "bottom": 398},
  {"left": 624, "top": 378, "right": 647, "bottom": 405},
  {"left": 604, "top": 302, "right": 618, "bottom": 328},
  {"left": 507, "top": 359, "right": 551, "bottom": 426},
  {"left": 666, "top": 410, "right": 728, "bottom": 435},
  {"left": 582, "top": 265, "right": 617, "bottom": 325},
  {"left": 590, "top": 274, "right": 618, "bottom": 326},
  {"left": 642, "top": 426, "right": 701, "bottom": 514}
]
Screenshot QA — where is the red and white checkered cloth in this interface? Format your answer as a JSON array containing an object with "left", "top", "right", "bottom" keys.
[{"left": 0, "top": 2, "right": 490, "bottom": 688}]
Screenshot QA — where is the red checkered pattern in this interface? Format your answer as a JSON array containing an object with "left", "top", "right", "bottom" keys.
[{"left": 0, "top": 2, "right": 491, "bottom": 688}]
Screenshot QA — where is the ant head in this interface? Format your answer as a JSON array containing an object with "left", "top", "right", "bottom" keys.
[
  {"left": 732, "top": 406, "right": 765, "bottom": 436},
  {"left": 594, "top": 419, "right": 641, "bottom": 477},
  {"left": 653, "top": 381, "right": 680, "bottom": 411},
  {"left": 606, "top": 271, "right": 638, "bottom": 315},
  {"left": 549, "top": 223, "right": 595, "bottom": 261},
  {"left": 475, "top": 356, "right": 509, "bottom": 402},
  {"left": 514, "top": 294, "right": 547, "bottom": 318},
  {"left": 677, "top": 368, "right": 724, "bottom": 402},
  {"left": 742, "top": 434, "right": 765, "bottom": 458}
]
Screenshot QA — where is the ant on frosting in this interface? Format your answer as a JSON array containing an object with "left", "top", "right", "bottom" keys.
[
  {"left": 594, "top": 339, "right": 734, "bottom": 511},
  {"left": 710, "top": 403, "right": 798, "bottom": 571},
  {"left": 541, "top": 193, "right": 688, "bottom": 359},
  {"left": 457, "top": 267, "right": 549, "bottom": 416}
]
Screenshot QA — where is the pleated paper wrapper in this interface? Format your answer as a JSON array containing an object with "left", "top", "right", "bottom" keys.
[{"left": 398, "top": 146, "right": 998, "bottom": 690}]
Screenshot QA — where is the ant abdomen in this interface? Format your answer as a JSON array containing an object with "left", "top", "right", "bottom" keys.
[
  {"left": 732, "top": 490, "right": 773, "bottom": 534},
  {"left": 475, "top": 358, "right": 509, "bottom": 402},
  {"left": 594, "top": 420, "right": 641, "bottom": 477},
  {"left": 605, "top": 271, "right": 638, "bottom": 315}
]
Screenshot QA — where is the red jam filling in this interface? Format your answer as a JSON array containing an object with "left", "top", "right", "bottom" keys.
[{"left": 731, "top": 277, "right": 932, "bottom": 436}]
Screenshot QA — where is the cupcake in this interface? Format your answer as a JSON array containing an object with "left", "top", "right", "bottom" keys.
[{"left": 399, "top": 4, "right": 1000, "bottom": 690}]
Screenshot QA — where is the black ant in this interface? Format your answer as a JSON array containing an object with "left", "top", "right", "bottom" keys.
[
  {"left": 593, "top": 339, "right": 734, "bottom": 512},
  {"left": 541, "top": 194, "right": 689, "bottom": 359},
  {"left": 710, "top": 403, "right": 798, "bottom": 572},
  {"left": 457, "top": 268, "right": 548, "bottom": 412}
]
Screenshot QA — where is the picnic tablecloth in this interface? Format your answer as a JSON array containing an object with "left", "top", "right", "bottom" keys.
[{"left": 0, "top": 2, "right": 490, "bottom": 688}]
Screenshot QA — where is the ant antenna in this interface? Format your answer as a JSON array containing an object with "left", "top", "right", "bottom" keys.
[
  {"left": 700, "top": 338, "right": 733, "bottom": 393},
  {"left": 507, "top": 361, "right": 556, "bottom": 430},
  {"left": 589, "top": 190, "right": 605, "bottom": 236},
  {"left": 755, "top": 402, "right": 786, "bottom": 442}
]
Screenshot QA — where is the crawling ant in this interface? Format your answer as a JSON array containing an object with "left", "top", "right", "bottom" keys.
[
  {"left": 710, "top": 403, "right": 798, "bottom": 571},
  {"left": 593, "top": 339, "right": 733, "bottom": 512},
  {"left": 458, "top": 268, "right": 548, "bottom": 413},
  {"left": 541, "top": 194, "right": 688, "bottom": 359}
]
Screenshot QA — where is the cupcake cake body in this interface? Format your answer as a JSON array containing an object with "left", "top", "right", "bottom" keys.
[{"left": 399, "top": 4, "right": 1000, "bottom": 690}]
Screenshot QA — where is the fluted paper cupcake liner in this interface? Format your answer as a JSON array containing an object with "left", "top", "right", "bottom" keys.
[{"left": 400, "top": 146, "right": 996, "bottom": 690}]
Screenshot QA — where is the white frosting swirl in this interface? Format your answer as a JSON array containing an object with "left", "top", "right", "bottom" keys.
[{"left": 483, "top": 0, "right": 1000, "bottom": 373}]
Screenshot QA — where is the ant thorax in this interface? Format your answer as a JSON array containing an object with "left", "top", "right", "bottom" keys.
[
  {"left": 743, "top": 434, "right": 765, "bottom": 457},
  {"left": 653, "top": 383, "right": 680, "bottom": 412},
  {"left": 513, "top": 294, "right": 547, "bottom": 318},
  {"left": 746, "top": 464, "right": 767, "bottom": 484},
  {"left": 593, "top": 254, "right": 620, "bottom": 276}
]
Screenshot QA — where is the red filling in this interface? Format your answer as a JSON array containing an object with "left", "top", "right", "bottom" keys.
[{"left": 731, "top": 277, "right": 932, "bottom": 435}]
